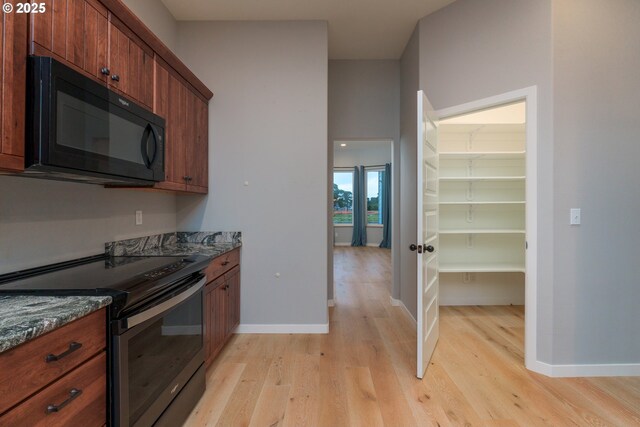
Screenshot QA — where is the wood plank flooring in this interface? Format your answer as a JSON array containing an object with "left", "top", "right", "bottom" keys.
[{"left": 184, "top": 246, "right": 640, "bottom": 426}]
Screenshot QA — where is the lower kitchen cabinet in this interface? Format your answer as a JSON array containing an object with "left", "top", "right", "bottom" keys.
[
  {"left": 0, "top": 308, "right": 107, "bottom": 426},
  {"left": 204, "top": 251, "right": 240, "bottom": 367}
]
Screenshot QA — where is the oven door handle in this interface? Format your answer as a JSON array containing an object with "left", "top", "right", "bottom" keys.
[{"left": 125, "top": 276, "right": 206, "bottom": 329}]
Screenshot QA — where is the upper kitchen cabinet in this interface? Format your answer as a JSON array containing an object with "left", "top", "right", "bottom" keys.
[
  {"left": 154, "top": 60, "right": 208, "bottom": 194},
  {"left": 30, "top": 0, "right": 153, "bottom": 108},
  {"left": 0, "top": 12, "right": 27, "bottom": 172},
  {"left": 26, "top": 0, "right": 213, "bottom": 194}
]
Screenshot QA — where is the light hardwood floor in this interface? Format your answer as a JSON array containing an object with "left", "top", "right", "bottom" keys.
[{"left": 184, "top": 246, "right": 640, "bottom": 426}]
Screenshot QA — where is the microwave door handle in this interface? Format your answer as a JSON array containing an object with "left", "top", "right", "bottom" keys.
[
  {"left": 140, "top": 124, "right": 152, "bottom": 168},
  {"left": 148, "top": 124, "right": 158, "bottom": 165}
]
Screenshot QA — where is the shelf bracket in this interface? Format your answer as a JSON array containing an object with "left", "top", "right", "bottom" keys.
[
  {"left": 467, "top": 159, "right": 473, "bottom": 177},
  {"left": 466, "top": 182, "right": 474, "bottom": 201},
  {"left": 467, "top": 233, "right": 474, "bottom": 248},
  {"left": 463, "top": 272, "right": 474, "bottom": 283},
  {"left": 466, "top": 205, "right": 474, "bottom": 223}
]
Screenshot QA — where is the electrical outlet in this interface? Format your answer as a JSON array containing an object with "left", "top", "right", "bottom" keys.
[
  {"left": 570, "top": 208, "right": 580, "bottom": 225},
  {"left": 135, "top": 210, "right": 143, "bottom": 225}
]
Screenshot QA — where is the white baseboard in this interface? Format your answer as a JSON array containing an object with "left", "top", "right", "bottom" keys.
[
  {"left": 333, "top": 243, "right": 382, "bottom": 247},
  {"left": 328, "top": 299, "right": 335, "bottom": 307},
  {"left": 236, "top": 323, "right": 329, "bottom": 334},
  {"left": 530, "top": 361, "right": 640, "bottom": 378},
  {"left": 333, "top": 242, "right": 350, "bottom": 247},
  {"left": 389, "top": 296, "right": 416, "bottom": 324}
]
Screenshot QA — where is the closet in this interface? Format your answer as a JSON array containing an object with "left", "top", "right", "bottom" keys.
[{"left": 438, "top": 103, "right": 526, "bottom": 305}]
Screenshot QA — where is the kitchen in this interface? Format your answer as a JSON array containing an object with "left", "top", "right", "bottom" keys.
[{"left": 1, "top": 0, "right": 640, "bottom": 426}]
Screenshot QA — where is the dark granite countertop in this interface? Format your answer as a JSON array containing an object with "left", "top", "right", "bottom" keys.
[
  {"left": 0, "top": 295, "right": 112, "bottom": 354},
  {"left": 106, "top": 231, "right": 242, "bottom": 259},
  {"left": 131, "top": 242, "right": 241, "bottom": 257}
]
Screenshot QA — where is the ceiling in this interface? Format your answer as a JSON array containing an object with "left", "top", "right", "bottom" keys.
[{"left": 160, "top": 0, "right": 456, "bottom": 59}]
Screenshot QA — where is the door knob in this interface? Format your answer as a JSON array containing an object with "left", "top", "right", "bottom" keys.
[
  {"left": 425, "top": 245, "right": 435, "bottom": 253},
  {"left": 409, "top": 244, "right": 417, "bottom": 251}
]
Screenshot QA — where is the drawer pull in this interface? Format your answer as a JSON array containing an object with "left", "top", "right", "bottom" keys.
[
  {"left": 45, "top": 342, "right": 82, "bottom": 363},
  {"left": 46, "top": 388, "right": 82, "bottom": 414},
  {"left": 221, "top": 261, "right": 230, "bottom": 266}
]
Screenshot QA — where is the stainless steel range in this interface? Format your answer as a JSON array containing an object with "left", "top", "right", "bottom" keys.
[{"left": 0, "top": 254, "right": 211, "bottom": 426}]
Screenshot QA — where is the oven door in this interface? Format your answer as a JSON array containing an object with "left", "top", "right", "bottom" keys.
[{"left": 112, "top": 275, "right": 205, "bottom": 427}]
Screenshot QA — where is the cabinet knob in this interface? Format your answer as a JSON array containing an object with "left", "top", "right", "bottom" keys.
[
  {"left": 100, "top": 67, "right": 110, "bottom": 76},
  {"left": 111, "top": 74, "right": 120, "bottom": 82},
  {"left": 184, "top": 176, "right": 193, "bottom": 182}
]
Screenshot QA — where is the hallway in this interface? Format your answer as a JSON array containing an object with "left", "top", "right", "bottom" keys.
[{"left": 185, "top": 247, "right": 640, "bottom": 426}]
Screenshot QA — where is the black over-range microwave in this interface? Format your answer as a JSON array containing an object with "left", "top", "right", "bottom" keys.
[{"left": 25, "top": 56, "right": 165, "bottom": 185}]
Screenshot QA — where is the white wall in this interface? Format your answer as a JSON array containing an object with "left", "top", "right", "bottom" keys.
[
  {"left": 551, "top": 0, "right": 640, "bottom": 365},
  {"left": 0, "top": 176, "right": 176, "bottom": 273},
  {"left": 175, "top": 21, "right": 329, "bottom": 328},
  {"left": 399, "top": 27, "right": 420, "bottom": 311},
  {"left": 328, "top": 60, "right": 400, "bottom": 299},
  {"left": 122, "top": 0, "right": 178, "bottom": 51},
  {"left": 333, "top": 141, "right": 392, "bottom": 246}
]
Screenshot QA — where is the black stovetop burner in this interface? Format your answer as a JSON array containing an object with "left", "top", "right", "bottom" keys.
[{"left": 0, "top": 254, "right": 211, "bottom": 318}]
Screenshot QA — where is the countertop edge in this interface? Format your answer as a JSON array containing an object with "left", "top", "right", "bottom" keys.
[{"left": 0, "top": 296, "right": 112, "bottom": 354}]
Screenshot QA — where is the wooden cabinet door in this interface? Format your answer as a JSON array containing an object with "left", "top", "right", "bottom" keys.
[
  {"left": 30, "top": 0, "right": 108, "bottom": 83},
  {"left": 186, "top": 95, "right": 209, "bottom": 193},
  {"left": 83, "top": 1, "right": 109, "bottom": 82},
  {"left": 170, "top": 74, "right": 187, "bottom": 186},
  {"left": 225, "top": 268, "right": 241, "bottom": 336},
  {"left": 0, "top": 10, "right": 26, "bottom": 172},
  {"left": 125, "top": 35, "right": 153, "bottom": 108},
  {"left": 210, "top": 282, "right": 227, "bottom": 360},
  {"left": 107, "top": 18, "right": 153, "bottom": 108},
  {"left": 204, "top": 286, "right": 212, "bottom": 362}
]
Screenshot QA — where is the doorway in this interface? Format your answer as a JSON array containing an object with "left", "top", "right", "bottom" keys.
[
  {"left": 332, "top": 139, "right": 394, "bottom": 305},
  {"left": 433, "top": 87, "right": 538, "bottom": 370}
]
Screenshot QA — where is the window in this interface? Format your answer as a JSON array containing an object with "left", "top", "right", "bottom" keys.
[
  {"left": 367, "top": 169, "right": 384, "bottom": 225},
  {"left": 333, "top": 171, "right": 353, "bottom": 224}
]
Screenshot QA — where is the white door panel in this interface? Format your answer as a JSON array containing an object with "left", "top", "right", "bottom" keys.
[{"left": 416, "top": 90, "right": 439, "bottom": 379}]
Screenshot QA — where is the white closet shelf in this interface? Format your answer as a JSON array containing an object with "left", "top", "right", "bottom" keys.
[
  {"left": 439, "top": 176, "right": 525, "bottom": 182},
  {"left": 439, "top": 201, "right": 525, "bottom": 206},
  {"left": 439, "top": 229, "right": 525, "bottom": 235},
  {"left": 439, "top": 151, "right": 526, "bottom": 160},
  {"left": 439, "top": 263, "right": 525, "bottom": 273}
]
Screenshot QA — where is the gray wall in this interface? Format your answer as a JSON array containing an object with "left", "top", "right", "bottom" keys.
[
  {"left": 399, "top": 27, "right": 419, "bottom": 311},
  {"left": 0, "top": 176, "right": 176, "bottom": 273},
  {"left": 175, "top": 21, "right": 329, "bottom": 327},
  {"left": 551, "top": 0, "right": 640, "bottom": 364},
  {"left": 328, "top": 60, "right": 400, "bottom": 299},
  {"left": 122, "top": 0, "right": 178, "bottom": 51},
  {"left": 415, "top": 0, "right": 554, "bottom": 361}
]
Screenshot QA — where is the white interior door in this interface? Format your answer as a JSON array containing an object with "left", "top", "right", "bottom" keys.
[{"left": 416, "top": 90, "right": 439, "bottom": 379}]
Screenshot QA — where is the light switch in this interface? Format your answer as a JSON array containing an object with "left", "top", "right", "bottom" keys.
[
  {"left": 135, "top": 210, "right": 143, "bottom": 225},
  {"left": 570, "top": 208, "right": 581, "bottom": 225}
]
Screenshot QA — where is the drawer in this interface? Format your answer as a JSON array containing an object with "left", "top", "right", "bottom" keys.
[
  {"left": 0, "top": 352, "right": 107, "bottom": 427},
  {"left": 0, "top": 308, "right": 106, "bottom": 414},
  {"left": 205, "top": 248, "right": 240, "bottom": 282}
]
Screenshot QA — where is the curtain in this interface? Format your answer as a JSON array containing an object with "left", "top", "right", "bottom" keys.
[
  {"left": 351, "top": 166, "right": 367, "bottom": 246},
  {"left": 379, "top": 163, "right": 392, "bottom": 248}
]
